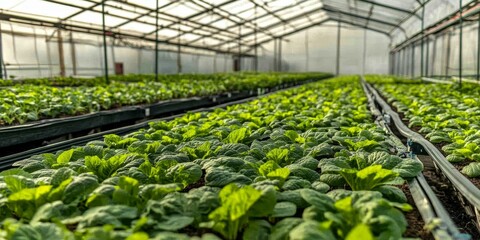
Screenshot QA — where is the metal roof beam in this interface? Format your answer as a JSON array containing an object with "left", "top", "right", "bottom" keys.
[
  {"left": 322, "top": 6, "right": 400, "bottom": 28},
  {"left": 179, "top": 4, "right": 297, "bottom": 45},
  {"left": 142, "top": 0, "right": 238, "bottom": 36},
  {"left": 44, "top": 0, "right": 249, "bottom": 48},
  {"left": 246, "top": 0, "right": 297, "bottom": 29},
  {"left": 112, "top": 1, "right": 177, "bottom": 28},
  {"left": 211, "top": 5, "right": 326, "bottom": 48},
  {"left": 62, "top": 1, "right": 102, "bottom": 21},
  {"left": 243, "top": 17, "right": 391, "bottom": 51},
  {"left": 355, "top": 0, "right": 420, "bottom": 18},
  {"left": 0, "top": 11, "right": 252, "bottom": 56}
]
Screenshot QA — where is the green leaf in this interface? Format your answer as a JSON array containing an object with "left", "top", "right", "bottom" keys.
[
  {"left": 242, "top": 220, "right": 271, "bottom": 240},
  {"left": 7, "top": 185, "right": 52, "bottom": 219},
  {"left": 462, "top": 162, "right": 480, "bottom": 177},
  {"left": 205, "top": 169, "right": 252, "bottom": 187},
  {"left": 288, "top": 221, "right": 336, "bottom": 240},
  {"left": 266, "top": 148, "right": 290, "bottom": 164},
  {"left": 300, "top": 189, "right": 335, "bottom": 212},
  {"left": 62, "top": 175, "right": 99, "bottom": 204},
  {"left": 270, "top": 218, "right": 304, "bottom": 240},
  {"left": 271, "top": 202, "right": 297, "bottom": 217},
  {"left": 4, "top": 175, "right": 35, "bottom": 193},
  {"left": 156, "top": 215, "right": 195, "bottom": 231},
  {"left": 57, "top": 149, "right": 74, "bottom": 164},
  {"left": 345, "top": 224, "right": 374, "bottom": 240},
  {"left": 340, "top": 165, "right": 398, "bottom": 191},
  {"left": 207, "top": 184, "right": 262, "bottom": 240},
  {"left": 224, "top": 128, "right": 248, "bottom": 143}
]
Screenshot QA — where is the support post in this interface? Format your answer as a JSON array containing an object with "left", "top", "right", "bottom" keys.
[
  {"left": 254, "top": 6, "right": 258, "bottom": 72},
  {"left": 155, "top": 0, "right": 159, "bottom": 81},
  {"left": 177, "top": 45, "right": 182, "bottom": 73},
  {"left": 69, "top": 32, "right": 77, "bottom": 76},
  {"left": 446, "top": 32, "right": 451, "bottom": 77},
  {"left": 411, "top": 44, "right": 414, "bottom": 78},
  {"left": 238, "top": 22, "right": 241, "bottom": 71},
  {"left": 279, "top": 37, "right": 282, "bottom": 72},
  {"left": 362, "top": 29, "right": 367, "bottom": 75},
  {"left": 57, "top": 29, "right": 66, "bottom": 77},
  {"left": 0, "top": 22, "right": 3, "bottom": 79},
  {"left": 432, "top": 36, "right": 437, "bottom": 76},
  {"left": 420, "top": 2, "right": 425, "bottom": 77},
  {"left": 102, "top": 1, "right": 109, "bottom": 83},
  {"left": 425, "top": 37, "right": 430, "bottom": 77},
  {"left": 273, "top": 38, "right": 277, "bottom": 71},
  {"left": 336, "top": 21, "right": 341, "bottom": 76},
  {"left": 459, "top": 0, "right": 463, "bottom": 86},
  {"left": 305, "top": 29, "right": 309, "bottom": 72},
  {"left": 477, "top": 14, "right": 480, "bottom": 81}
]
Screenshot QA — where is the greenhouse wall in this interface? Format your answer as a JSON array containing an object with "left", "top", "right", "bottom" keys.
[{"left": 269, "top": 22, "right": 390, "bottom": 74}]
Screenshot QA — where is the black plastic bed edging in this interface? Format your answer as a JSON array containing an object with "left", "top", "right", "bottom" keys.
[
  {"left": 0, "top": 77, "right": 330, "bottom": 152},
  {"left": 0, "top": 77, "right": 329, "bottom": 170}
]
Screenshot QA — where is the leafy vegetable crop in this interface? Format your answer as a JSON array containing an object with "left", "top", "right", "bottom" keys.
[
  {"left": 0, "top": 72, "right": 331, "bottom": 126},
  {"left": 367, "top": 75, "right": 480, "bottom": 177},
  {"left": 0, "top": 76, "right": 423, "bottom": 239}
]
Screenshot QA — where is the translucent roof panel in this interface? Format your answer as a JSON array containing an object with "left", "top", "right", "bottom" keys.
[{"left": 0, "top": 0, "right": 425, "bottom": 54}]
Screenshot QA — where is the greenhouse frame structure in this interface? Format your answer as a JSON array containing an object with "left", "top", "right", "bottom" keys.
[{"left": 0, "top": 0, "right": 478, "bottom": 80}]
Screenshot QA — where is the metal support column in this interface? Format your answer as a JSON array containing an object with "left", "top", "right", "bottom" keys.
[
  {"left": 477, "top": 14, "right": 480, "bottom": 81},
  {"left": 102, "top": 1, "right": 109, "bottom": 83},
  {"left": 335, "top": 21, "right": 341, "bottom": 76},
  {"left": 305, "top": 30, "right": 309, "bottom": 72},
  {"left": 155, "top": 0, "right": 159, "bottom": 81},
  {"left": 446, "top": 32, "right": 452, "bottom": 77},
  {"left": 402, "top": 48, "right": 407, "bottom": 76},
  {"left": 362, "top": 29, "right": 367, "bottom": 75},
  {"left": 238, "top": 22, "right": 241, "bottom": 71},
  {"left": 69, "top": 32, "right": 77, "bottom": 76},
  {"left": 425, "top": 37, "right": 430, "bottom": 77},
  {"left": 459, "top": 0, "right": 463, "bottom": 86},
  {"left": 279, "top": 37, "right": 282, "bottom": 72},
  {"left": 273, "top": 38, "right": 277, "bottom": 71},
  {"left": 432, "top": 35, "right": 437, "bottom": 76},
  {"left": 254, "top": 6, "right": 258, "bottom": 72},
  {"left": 177, "top": 44, "right": 182, "bottom": 73},
  {"left": 177, "top": 25, "right": 182, "bottom": 74},
  {"left": 420, "top": 2, "right": 425, "bottom": 77},
  {"left": 0, "top": 22, "right": 3, "bottom": 79},
  {"left": 396, "top": 51, "right": 400, "bottom": 75},
  {"left": 411, "top": 44, "right": 414, "bottom": 78},
  {"left": 57, "top": 30, "right": 66, "bottom": 77}
]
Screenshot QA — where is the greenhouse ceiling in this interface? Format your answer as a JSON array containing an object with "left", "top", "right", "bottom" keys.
[{"left": 0, "top": 0, "right": 424, "bottom": 54}]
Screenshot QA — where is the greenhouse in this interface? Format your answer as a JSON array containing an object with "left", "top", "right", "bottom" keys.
[{"left": 0, "top": 0, "right": 480, "bottom": 239}]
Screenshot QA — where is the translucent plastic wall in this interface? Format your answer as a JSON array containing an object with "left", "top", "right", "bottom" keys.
[
  {"left": 0, "top": 21, "right": 246, "bottom": 79},
  {"left": 261, "top": 22, "right": 390, "bottom": 74},
  {"left": 393, "top": 21, "right": 479, "bottom": 79},
  {"left": 390, "top": 0, "right": 479, "bottom": 79}
]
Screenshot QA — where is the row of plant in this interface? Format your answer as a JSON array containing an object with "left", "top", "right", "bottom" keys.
[
  {"left": 0, "top": 73, "right": 329, "bottom": 87},
  {"left": 366, "top": 75, "right": 480, "bottom": 178},
  {"left": 0, "top": 76, "right": 423, "bottom": 239},
  {"left": 0, "top": 73, "right": 331, "bottom": 126}
]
